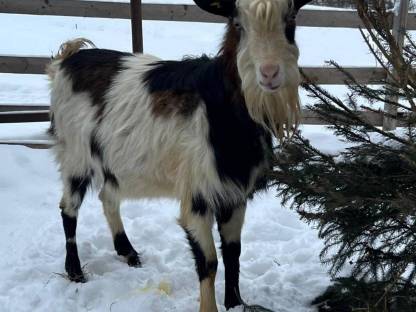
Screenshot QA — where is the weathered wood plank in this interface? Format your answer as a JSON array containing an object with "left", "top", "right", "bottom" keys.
[
  {"left": 1, "top": 0, "right": 416, "bottom": 29},
  {"left": 0, "top": 110, "right": 49, "bottom": 123},
  {"left": 302, "top": 109, "right": 410, "bottom": 126},
  {"left": 0, "top": 104, "right": 49, "bottom": 112},
  {"left": 130, "top": 0, "right": 143, "bottom": 53},
  {"left": 0, "top": 0, "right": 222, "bottom": 21},
  {"left": 300, "top": 109, "right": 385, "bottom": 126},
  {"left": 302, "top": 67, "right": 386, "bottom": 84},
  {"left": 0, "top": 0, "right": 131, "bottom": 19},
  {"left": 383, "top": 0, "right": 409, "bottom": 131},
  {"left": 0, "top": 55, "right": 387, "bottom": 84},
  {"left": 0, "top": 141, "right": 52, "bottom": 149},
  {"left": 142, "top": 3, "right": 225, "bottom": 23},
  {"left": 0, "top": 105, "right": 393, "bottom": 127},
  {"left": 0, "top": 55, "right": 50, "bottom": 74}
]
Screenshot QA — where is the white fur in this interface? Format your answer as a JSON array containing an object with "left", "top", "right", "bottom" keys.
[
  {"left": 50, "top": 53, "right": 261, "bottom": 212},
  {"left": 236, "top": 0, "right": 300, "bottom": 139},
  {"left": 50, "top": 0, "right": 302, "bottom": 306}
]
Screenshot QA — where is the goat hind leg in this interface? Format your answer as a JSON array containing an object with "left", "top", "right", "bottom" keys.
[
  {"left": 99, "top": 183, "right": 141, "bottom": 267},
  {"left": 60, "top": 175, "right": 91, "bottom": 283}
]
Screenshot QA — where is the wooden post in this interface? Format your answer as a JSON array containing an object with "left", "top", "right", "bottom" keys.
[
  {"left": 383, "top": 0, "right": 409, "bottom": 130},
  {"left": 130, "top": 0, "right": 143, "bottom": 53}
]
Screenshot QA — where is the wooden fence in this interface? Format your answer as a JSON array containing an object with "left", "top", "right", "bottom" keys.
[{"left": 0, "top": 0, "right": 411, "bottom": 148}]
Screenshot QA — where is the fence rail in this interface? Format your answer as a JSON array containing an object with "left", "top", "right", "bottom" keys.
[
  {"left": 0, "top": 55, "right": 50, "bottom": 74},
  {"left": 0, "top": 0, "right": 410, "bottom": 132},
  {"left": 0, "top": 110, "right": 49, "bottom": 123},
  {"left": 0, "top": 104, "right": 48, "bottom": 112},
  {"left": 0, "top": 108, "right": 409, "bottom": 149},
  {"left": 0, "top": 55, "right": 387, "bottom": 84},
  {"left": 0, "top": 140, "right": 53, "bottom": 149},
  {"left": 0, "top": 107, "right": 397, "bottom": 127},
  {"left": 2, "top": 0, "right": 416, "bottom": 28}
]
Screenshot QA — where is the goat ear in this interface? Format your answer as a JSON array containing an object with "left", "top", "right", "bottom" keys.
[
  {"left": 293, "top": 0, "right": 312, "bottom": 12},
  {"left": 194, "top": 0, "right": 236, "bottom": 18}
]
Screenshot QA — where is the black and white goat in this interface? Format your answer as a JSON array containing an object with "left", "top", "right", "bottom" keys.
[{"left": 47, "top": 0, "right": 311, "bottom": 310}]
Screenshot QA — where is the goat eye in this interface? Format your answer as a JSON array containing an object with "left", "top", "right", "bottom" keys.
[
  {"left": 285, "top": 13, "right": 296, "bottom": 23},
  {"left": 233, "top": 19, "right": 244, "bottom": 31},
  {"left": 284, "top": 15, "right": 297, "bottom": 44}
]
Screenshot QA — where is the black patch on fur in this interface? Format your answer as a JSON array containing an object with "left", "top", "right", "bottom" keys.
[
  {"left": 215, "top": 199, "right": 245, "bottom": 225},
  {"left": 103, "top": 168, "right": 119, "bottom": 188},
  {"left": 285, "top": 16, "right": 297, "bottom": 44},
  {"left": 114, "top": 232, "right": 135, "bottom": 256},
  {"left": 61, "top": 49, "right": 131, "bottom": 120},
  {"left": 207, "top": 259, "right": 219, "bottom": 276},
  {"left": 61, "top": 212, "right": 85, "bottom": 282},
  {"left": 90, "top": 131, "right": 103, "bottom": 161},
  {"left": 216, "top": 207, "right": 234, "bottom": 225},
  {"left": 143, "top": 55, "right": 272, "bottom": 190},
  {"left": 221, "top": 241, "right": 242, "bottom": 310},
  {"left": 65, "top": 241, "right": 85, "bottom": 282},
  {"left": 191, "top": 193, "right": 208, "bottom": 216},
  {"left": 184, "top": 229, "right": 218, "bottom": 281},
  {"left": 114, "top": 232, "right": 141, "bottom": 267},
  {"left": 69, "top": 175, "right": 91, "bottom": 202},
  {"left": 61, "top": 212, "right": 77, "bottom": 240},
  {"left": 216, "top": 208, "right": 244, "bottom": 308}
]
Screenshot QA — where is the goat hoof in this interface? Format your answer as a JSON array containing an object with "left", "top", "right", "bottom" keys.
[
  {"left": 126, "top": 252, "right": 141, "bottom": 267},
  {"left": 68, "top": 272, "right": 87, "bottom": 283},
  {"left": 225, "top": 301, "right": 240, "bottom": 311},
  {"left": 65, "top": 256, "right": 86, "bottom": 283},
  {"left": 239, "top": 304, "right": 274, "bottom": 312}
]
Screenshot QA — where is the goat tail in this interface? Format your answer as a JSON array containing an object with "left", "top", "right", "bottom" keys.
[
  {"left": 54, "top": 38, "right": 96, "bottom": 61},
  {"left": 46, "top": 38, "right": 96, "bottom": 79}
]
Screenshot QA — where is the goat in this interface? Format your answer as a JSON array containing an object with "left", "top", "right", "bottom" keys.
[{"left": 47, "top": 0, "right": 311, "bottom": 310}]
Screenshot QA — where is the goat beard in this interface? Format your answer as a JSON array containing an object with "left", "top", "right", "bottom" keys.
[{"left": 237, "top": 59, "right": 300, "bottom": 141}]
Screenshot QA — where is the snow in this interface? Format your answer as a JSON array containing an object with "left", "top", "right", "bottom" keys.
[
  {"left": 0, "top": 3, "right": 361, "bottom": 312},
  {"left": 0, "top": 141, "right": 334, "bottom": 312}
]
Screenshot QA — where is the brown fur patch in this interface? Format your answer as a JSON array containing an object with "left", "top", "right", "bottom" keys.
[
  {"left": 219, "top": 23, "right": 241, "bottom": 85},
  {"left": 150, "top": 91, "right": 200, "bottom": 117}
]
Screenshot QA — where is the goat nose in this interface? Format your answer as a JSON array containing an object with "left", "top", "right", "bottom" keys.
[{"left": 260, "top": 64, "right": 280, "bottom": 80}]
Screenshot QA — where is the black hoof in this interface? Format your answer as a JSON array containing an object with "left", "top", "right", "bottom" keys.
[
  {"left": 66, "top": 264, "right": 86, "bottom": 283},
  {"left": 240, "top": 304, "right": 273, "bottom": 312},
  {"left": 114, "top": 232, "right": 141, "bottom": 267},
  {"left": 225, "top": 300, "right": 241, "bottom": 311},
  {"left": 126, "top": 251, "right": 141, "bottom": 267},
  {"left": 225, "top": 291, "right": 274, "bottom": 311},
  {"left": 238, "top": 303, "right": 274, "bottom": 312},
  {"left": 225, "top": 289, "right": 242, "bottom": 310},
  {"left": 68, "top": 272, "right": 87, "bottom": 283},
  {"left": 65, "top": 256, "right": 86, "bottom": 283}
]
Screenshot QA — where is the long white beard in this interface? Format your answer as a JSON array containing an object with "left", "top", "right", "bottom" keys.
[{"left": 237, "top": 53, "right": 300, "bottom": 140}]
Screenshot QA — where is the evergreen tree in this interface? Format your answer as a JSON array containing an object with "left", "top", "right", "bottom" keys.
[{"left": 272, "top": 1, "right": 416, "bottom": 311}]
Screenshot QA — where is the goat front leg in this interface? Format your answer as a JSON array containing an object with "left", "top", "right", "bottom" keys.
[
  {"left": 180, "top": 193, "right": 218, "bottom": 312},
  {"left": 216, "top": 204, "right": 246, "bottom": 310}
]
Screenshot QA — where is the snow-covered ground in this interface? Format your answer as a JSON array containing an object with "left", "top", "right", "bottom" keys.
[
  {"left": 0, "top": 2, "right": 365, "bottom": 311},
  {"left": 0, "top": 139, "right": 334, "bottom": 312}
]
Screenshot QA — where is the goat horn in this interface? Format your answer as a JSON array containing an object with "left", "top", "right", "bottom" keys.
[
  {"left": 193, "top": 0, "right": 236, "bottom": 18},
  {"left": 293, "top": 0, "right": 313, "bottom": 12}
]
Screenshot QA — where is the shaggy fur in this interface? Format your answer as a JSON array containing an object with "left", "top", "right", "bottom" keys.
[{"left": 48, "top": 0, "right": 310, "bottom": 310}]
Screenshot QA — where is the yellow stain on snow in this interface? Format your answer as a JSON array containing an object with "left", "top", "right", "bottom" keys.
[
  {"left": 157, "top": 281, "right": 172, "bottom": 295},
  {"left": 111, "top": 280, "right": 173, "bottom": 305}
]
